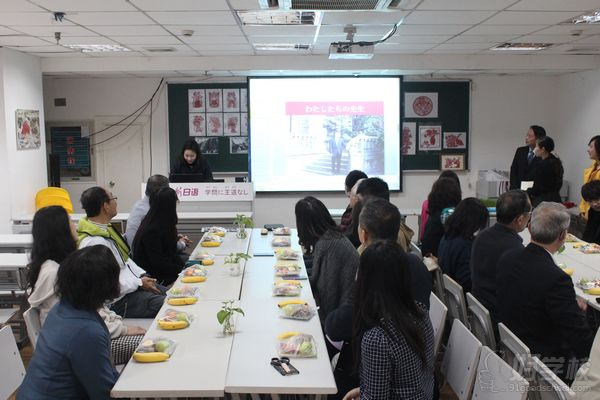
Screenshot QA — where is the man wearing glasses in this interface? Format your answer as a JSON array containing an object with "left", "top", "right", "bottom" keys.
[{"left": 77, "top": 186, "right": 165, "bottom": 318}]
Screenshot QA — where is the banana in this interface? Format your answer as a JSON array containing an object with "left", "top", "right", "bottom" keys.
[
  {"left": 213, "top": 232, "right": 226, "bottom": 237},
  {"left": 276, "top": 280, "right": 301, "bottom": 286},
  {"left": 588, "top": 287, "right": 600, "bottom": 295},
  {"left": 277, "top": 331, "right": 300, "bottom": 340},
  {"left": 157, "top": 320, "right": 189, "bottom": 330},
  {"left": 181, "top": 276, "right": 207, "bottom": 283},
  {"left": 202, "top": 259, "right": 215, "bottom": 266},
  {"left": 562, "top": 268, "right": 574, "bottom": 276},
  {"left": 167, "top": 297, "right": 198, "bottom": 306},
  {"left": 278, "top": 300, "right": 307, "bottom": 308},
  {"left": 133, "top": 352, "right": 170, "bottom": 363},
  {"left": 201, "top": 241, "right": 221, "bottom": 247}
]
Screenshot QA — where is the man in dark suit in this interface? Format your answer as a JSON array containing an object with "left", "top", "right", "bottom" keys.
[
  {"left": 509, "top": 125, "right": 546, "bottom": 190},
  {"left": 471, "top": 190, "right": 531, "bottom": 324},
  {"left": 497, "top": 202, "right": 593, "bottom": 384}
]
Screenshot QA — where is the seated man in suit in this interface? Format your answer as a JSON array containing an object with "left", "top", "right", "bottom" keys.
[
  {"left": 471, "top": 190, "right": 531, "bottom": 324},
  {"left": 497, "top": 202, "right": 593, "bottom": 384},
  {"left": 325, "top": 198, "right": 432, "bottom": 399},
  {"left": 509, "top": 124, "right": 546, "bottom": 190}
]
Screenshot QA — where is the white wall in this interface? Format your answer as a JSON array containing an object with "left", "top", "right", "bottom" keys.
[
  {"left": 42, "top": 74, "right": 560, "bottom": 230},
  {"left": 0, "top": 49, "right": 46, "bottom": 233},
  {"left": 554, "top": 70, "right": 600, "bottom": 207}
]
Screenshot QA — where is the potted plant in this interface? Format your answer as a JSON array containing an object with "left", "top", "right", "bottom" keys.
[
  {"left": 233, "top": 214, "right": 253, "bottom": 239},
  {"left": 217, "top": 300, "right": 244, "bottom": 335},
  {"left": 224, "top": 252, "right": 252, "bottom": 276}
]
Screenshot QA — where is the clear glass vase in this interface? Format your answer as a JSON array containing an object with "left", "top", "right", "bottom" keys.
[
  {"left": 228, "top": 262, "right": 241, "bottom": 277},
  {"left": 236, "top": 223, "right": 247, "bottom": 239},
  {"left": 222, "top": 315, "right": 234, "bottom": 335}
]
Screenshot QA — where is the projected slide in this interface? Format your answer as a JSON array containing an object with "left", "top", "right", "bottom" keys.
[{"left": 249, "top": 77, "right": 401, "bottom": 192}]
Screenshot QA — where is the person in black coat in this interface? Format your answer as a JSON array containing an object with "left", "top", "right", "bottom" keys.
[
  {"left": 170, "top": 139, "right": 213, "bottom": 181},
  {"left": 438, "top": 197, "right": 489, "bottom": 292},
  {"left": 471, "top": 190, "right": 531, "bottom": 325},
  {"left": 526, "top": 136, "right": 563, "bottom": 207},
  {"left": 132, "top": 187, "right": 184, "bottom": 286},
  {"left": 497, "top": 202, "right": 593, "bottom": 384},
  {"left": 582, "top": 181, "right": 600, "bottom": 244},
  {"left": 421, "top": 177, "right": 461, "bottom": 257},
  {"left": 325, "top": 198, "right": 432, "bottom": 400},
  {"left": 509, "top": 125, "right": 545, "bottom": 190}
]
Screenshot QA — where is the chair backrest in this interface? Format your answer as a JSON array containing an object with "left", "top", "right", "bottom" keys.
[
  {"left": 530, "top": 356, "right": 576, "bottom": 400},
  {"left": 441, "top": 319, "right": 483, "bottom": 400},
  {"left": 472, "top": 346, "right": 529, "bottom": 400},
  {"left": 23, "top": 307, "right": 42, "bottom": 349},
  {"left": 428, "top": 259, "right": 445, "bottom": 300},
  {"left": 429, "top": 292, "right": 448, "bottom": 357},
  {"left": 498, "top": 323, "right": 533, "bottom": 381},
  {"left": 443, "top": 274, "right": 469, "bottom": 326},
  {"left": 410, "top": 241, "right": 423, "bottom": 259},
  {"left": 0, "top": 326, "right": 25, "bottom": 399},
  {"left": 466, "top": 292, "right": 497, "bottom": 351}
]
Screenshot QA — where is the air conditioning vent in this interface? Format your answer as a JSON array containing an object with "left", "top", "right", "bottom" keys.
[
  {"left": 259, "top": 0, "right": 408, "bottom": 10},
  {"left": 143, "top": 47, "right": 176, "bottom": 52}
]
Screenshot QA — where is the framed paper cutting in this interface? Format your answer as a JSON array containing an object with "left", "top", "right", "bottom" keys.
[
  {"left": 441, "top": 154, "right": 464, "bottom": 171},
  {"left": 443, "top": 132, "right": 466, "bottom": 149},
  {"left": 401, "top": 122, "right": 416, "bottom": 155},
  {"left": 419, "top": 125, "right": 442, "bottom": 151}
]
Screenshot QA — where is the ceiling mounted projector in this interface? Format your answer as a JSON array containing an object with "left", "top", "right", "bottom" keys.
[{"left": 328, "top": 43, "right": 374, "bottom": 59}]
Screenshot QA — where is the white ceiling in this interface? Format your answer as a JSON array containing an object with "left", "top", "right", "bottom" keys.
[{"left": 2, "top": 0, "right": 600, "bottom": 77}]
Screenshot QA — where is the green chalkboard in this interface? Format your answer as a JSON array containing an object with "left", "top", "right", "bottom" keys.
[
  {"left": 401, "top": 81, "right": 470, "bottom": 170},
  {"left": 168, "top": 83, "right": 248, "bottom": 173}
]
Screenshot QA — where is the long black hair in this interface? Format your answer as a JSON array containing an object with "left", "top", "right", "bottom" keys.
[
  {"left": 295, "top": 196, "right": 339, "bottom": 254},
  {"left": 427, "top": 177, "right": 462, "bottom": 214},
  {"left": 27, "top": 206, "right": 77, "bottom": 292},
  {"left": 133, "top": 187, "right": 179, "bottom": 253},
  {"left": 444, "top": 197, "right": 489, "bottom": 240},
  {"left": 352, "top": 240, "right": 428, "bottom": 368}
]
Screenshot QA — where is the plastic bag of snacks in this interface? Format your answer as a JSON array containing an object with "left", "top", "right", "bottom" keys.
[
  {"left": 273, "top": 262, "right": 301, "bottom": 277},
  {"left": 579, "top": 243, "right": 600, "bottom": 254},
  {"left": 166, "top": 286, "right": 199, "bottom": 305},
  {"left": 200, "top": 234, "right": 222, "bottom": 247},
  {"left": 277, "top": 300, "right": 316, "bottom": 321},
  {"left": 273, "top": 280, "right": 302, "bottom": 297},
  {"left": 181, "top": 265, "right": 208, "bottom": 283},
  {"left": 273, "top": 227, "right": 291, "bottom": 236},
  {"left": 133, "top": 337, "right": 176, "bottom": 363},
  {"left": 206, "top": 226, "right": 227, "bottom": 236},
  {"left": 277, "top": 332, "right": 317, "bottom": 358},
  {"left": 272, "top": 237, "right": 291, "bottom": 247},
  {"left": 275, "top": 249, "right": 300, "bottom": 260},
  {"left": 157, "top": 309, "right": 193, "bottom": 330},
  {"left": 189, "top": 248, "right": 216, "bottom": 264}
]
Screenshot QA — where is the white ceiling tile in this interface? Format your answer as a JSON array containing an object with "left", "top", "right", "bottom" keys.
[
  {"left": 0, "top": 13, "right": 73, "bottom": 26},
  {"left": 148, "top": 11, "right": 238, "bottom": 25},
  {"left": 2, "top": 0, "right": 45, "bottom": 12},
  {"left": 403, "top": 11, "right": 497, "bottom": 25},
  {"left": 30, "top": 0, "right": 137, "bottom": 11},
  {"left": 189, "top": 44, "right": 253, "bottom": 51},
  {"left": 0, "top": 36, "right": 53, "bottom": 46},
  {"left": 87, "top": 25, "right": 171, "bottom": 36},
  {"left": 532, "top": 24, "right": 600, "bottom": 35},
  {"left": 515, "top": 35, "right": 578, "bottom": 44},
  {"left": 318, "top": 25, "right": 390, "bottom": 36},
  {"left": 13, "top": 45, "right": 75, "bottom": 53},
  {"left": 508, "top": 0, "right": 600, "bottom": 12},
  {"left": 431, "top": 43, "right": 492, "bottom": 50},
  {"left": 34, "top": 52, "right": 88, "bottom": 57},
  {"left": 446, "top": 35, "right": 518, "bottom": 44},
  {"left": 242, "top": 25, "right": 317, "bottom": 35},
  {"left": 228, "top": 0, "right": 265, "bottom": 10},
  {"left": 376, "top": 43, "right": 435, "bottom": 51},
  {"left": 249, "top": 36, "right": 314, "bottom": 44},
  {"left": 128, "top": 44, "right": 192, "bottom": 52},
  {"left": 198, "top": 50, "right": 255, "bottom": 55},
  {"left": 321, "top": 11, "right": 408, "bottom": 25},
  {"left": 86, "top": 51, "right": 144, "bottom": 57},
  {"left": 464, "top": 25, "right": 544, "bottom": 35},
  {"left": 112, "top": 36, "right": 182, "bottom": 45},
  {"left": 66, "top": 12, "right": 155, "bottom": 26},
  {"left": 570, "top": 35, "right": 600, "bottom": 44},
  {"left": 417, "top": 0, "right": 516, "bottom": 11},
  {"left": 0, "top": 27, "right": 21, "bottom": 35},
  {"left": 56, "top": 36, "right": 119, "bottom": 45},
  {"left": 396, "top": 24, "right": 471, "bottom": 35},
  {"left": 483, "top": 11, "right": 583, "bottom": 25},
  {"left": 9, "top": 25, "right": 97, "bottom": 37},
  {"left": 129, "top": 0, "right": 230, "bottom": 11},
  {"left": 425, "top": 48, "right": 483, "bottom": 54},
  {"left": 180, "top": 35, "right": 249, "bottom": 45},
  {"left": 163, "top": 25, "right": 245, "bottom": 36},
  {"left": 386, "top": 35, "right": 454, "bottom": 44}
]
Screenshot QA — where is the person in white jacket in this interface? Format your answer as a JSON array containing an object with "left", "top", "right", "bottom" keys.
[
  {"left": 77, "top": 186, "right": 166, "bottom": 318},
  {"left": 27, "top": 205, "right": 146, "bottom": 364}
]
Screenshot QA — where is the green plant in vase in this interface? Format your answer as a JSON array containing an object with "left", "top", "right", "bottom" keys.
[
  {"left": 233, "top": 214, "right": 253, "bottom": 239},
  {"left": 217, "top": 300, "right": 244, "bottom": 335},
  {"left": 224, "top": 252, "right": 252, "bottom": 276}
]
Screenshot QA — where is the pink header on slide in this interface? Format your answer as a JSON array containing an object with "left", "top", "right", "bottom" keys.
[{"left": 285, "top": 101, "right": 384, "bottom": 115}]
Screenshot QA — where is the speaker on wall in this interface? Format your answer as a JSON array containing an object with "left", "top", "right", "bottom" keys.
[{"left": 48, "top": 153, "right": 61, "bottom": 187}]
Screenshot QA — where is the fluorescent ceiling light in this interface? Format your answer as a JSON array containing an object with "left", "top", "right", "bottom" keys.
[
  {"left": 63, "top": 44, "right": 131, "bottom": 53},
  {"left": 253, "top": 43, "right": 311, "bottom": 51},
  {"left": 491, "top": 43, "right": 552, "bottom": 51},
  {"left": 572, "top": 9, "right": 600, "bottom": 24},
  {"left": 237, "top": 10, "right": 321, "bottom": 25}
]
